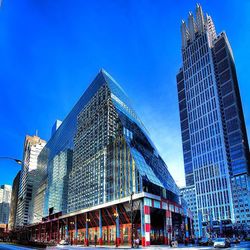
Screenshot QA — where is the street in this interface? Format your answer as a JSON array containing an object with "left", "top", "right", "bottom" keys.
[
  {"left": 47, "top": 241, "right": 250, "bottom": 250},
  {"left": 0, "top": 243, "right": 40, "bottom": 249},
  {"left": 0, "top": 242, "right": 250, "bottom": 250}
]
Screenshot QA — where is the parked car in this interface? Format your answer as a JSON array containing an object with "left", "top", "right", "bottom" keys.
[
  {"left": 213, "top": 238, "right": 231, "bottom": 248},
  {"left": 58, "top": 239, "right": 69, "bottom": 245},
  {"left": 198, "top": 237, "right": 213, "bottom": 246},
  {"left": 231, "top": 237, "right": 240, "bottom": 244}
]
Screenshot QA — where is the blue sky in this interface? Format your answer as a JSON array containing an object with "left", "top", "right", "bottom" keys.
[{"left": 0, "top": 0, "right": 250, "bottom": 187}]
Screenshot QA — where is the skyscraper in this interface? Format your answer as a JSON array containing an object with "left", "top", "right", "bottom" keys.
[
  {"left": 8, "top": 171, "right": 21, "bottom": 230},
  {"left": 28, "top": 70, "right": 192, "bottom": 246},
  {"left": 177, "top": 4, "right": 250, "bottom": 236},
  {"left": 16, "top": 135, "right": 46, "bottom": 226},
  {"left": 0, "top": 185, "right": 12, "bottom": 224}
]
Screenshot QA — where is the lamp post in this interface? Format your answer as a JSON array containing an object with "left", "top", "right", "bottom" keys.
[
  {"left": 200, "top": 212, "right": 212, "bottom": 238},
  {"left": 69, "top": 221, "right": 74, "bottom": 244},
  {"left": 86, "top": 217, "right": 90, "bottom": 246},
  {"left": 130, "top": 192, "right": 134, "bottom": 248},
  {"left": 0, "top": 156, "right": 22, "bottom": 165}
]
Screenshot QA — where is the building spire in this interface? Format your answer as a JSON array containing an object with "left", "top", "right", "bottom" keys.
[
  {"left": 196, "top": 3, "right": 205, "bottom": 32},
  {"left": 181, "top": 20, "right": 190, "bottom": 48},
  {"left": 206, "top": 13, "right": 217, "bottom": 43},
  {"left": 187, "top": 12, "right": 197, "bottom": 41}
]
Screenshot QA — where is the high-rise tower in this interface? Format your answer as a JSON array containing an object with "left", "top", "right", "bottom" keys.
[
  {"left": 177, "top": 4, "right": 250, "bottom": 236},
  {"left": 16, "top": 135, "right": 46, "bottom": 226},
  {"left": 0, "top": 184, "right": 12, "bottom": 224},
  {"left": 8, "top": 171, "right": 21, "bottom": 229}
]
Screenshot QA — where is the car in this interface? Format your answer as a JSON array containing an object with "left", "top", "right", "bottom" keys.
[
  {"left": 231, "top": 237, "right": 240, "bottom": 244},
  {"left": 58, "top": 239, "right": 69, "bottom": 245},
  {"left": 213, "top": 238, "right": 231, "bottom": 248},
  {"left": 198, "top": 237, "right": 213, "bottom": 246}
]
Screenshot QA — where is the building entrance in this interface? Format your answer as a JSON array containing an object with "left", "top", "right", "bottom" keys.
[
  {"left": 172, "top": 212, "right": 184, "bottom": 242},
  {"left": 150, "top": 207, "right": 165, "bottom": 244}
]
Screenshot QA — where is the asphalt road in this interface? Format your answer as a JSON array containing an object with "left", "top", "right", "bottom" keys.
[
  {"left": 0, "top": 243, "right": 40, "bottom": 249},
  {"left": 0, "top": 242, "right": 249, "bottom": 250}
]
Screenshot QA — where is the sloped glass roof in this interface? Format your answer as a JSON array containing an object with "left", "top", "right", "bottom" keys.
[{"left": 101, "top": 69, "right": 180, "bottom": 197}]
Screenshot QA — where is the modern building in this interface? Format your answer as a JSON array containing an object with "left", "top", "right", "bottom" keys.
[
  {"left": 16, "top": 135, "right": 46, "bottom": 226},
  {"left": 180, "top": 186, "right": 198, "bottom": 235},
  {"left": 8, "top": 171, "right": 21, "bottom": 230},
  {"left": 0, "top": 185, "right": 12, "bottom": 224},
  {"left": 26, "top": 70, "right": 193, "bottom": 246},
  {"left": 177, "top": 4, "right": 250, "bottom": 236}
]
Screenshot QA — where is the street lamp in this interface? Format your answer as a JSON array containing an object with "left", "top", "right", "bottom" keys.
[
  {"left": 130, "top": 192, "right": 134, "bottom": 248},
  {"left": 70, "top": 220, "right": 75, "bottom": 242},
  {"left": 86, "top": 218, "right": 90, "bottom": 246},
  {"left": 0, "top": 156, "right": 22, "bottom": 165}
]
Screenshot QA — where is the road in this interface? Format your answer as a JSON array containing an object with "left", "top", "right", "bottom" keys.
[
  {"left": 0, "top": 242, "right": 249, "bottom": 250},
  {"left": 0, "top": 243, "right": 41, "bottom": 249}
]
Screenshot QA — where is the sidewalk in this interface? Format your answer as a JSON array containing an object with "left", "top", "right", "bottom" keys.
[
  {"left": 47, "top": 243, "right": 197, "bottom": 249},
  {"left": 86, "top": 243, "right": 196, "bottom": 248}
]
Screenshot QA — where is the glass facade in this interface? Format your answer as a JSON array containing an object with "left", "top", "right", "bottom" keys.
[
  {"left": 34, "top": 69, "right": 180, "bottom": 218},
  {"left": 213, "top": 33, "right": 250, "bottom": 228},
  {"left": 34, "top": 72, "right": 108, "bottom": 216},
  {"left": 68, "top": 69, "right": 180, "bottom": 212},
  {"left": 213, "top": 34, "right": 250, "bottom": 176},
  {"left": 0, "top": 185, "right": 12, "bottom": 224},
  {"left": 177, "top": 4, "right": 250, "bottom": 235},
  {"left": 180, "top": 186, "right": 198, "bottom": 235},
  {"left": 9, "top": 171, "right": 21, "bottom": 229}
]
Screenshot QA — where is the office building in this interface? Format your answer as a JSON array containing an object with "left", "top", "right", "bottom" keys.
[
  {"left": 16, "top": 135, "right": 46, "bottom": 226},
  {"left": 177, "top": 4, "right": 250, "bottom": 236},
  {"left": 0, "top": 185, "right": 12, "bottom": 224},
  {"left": 28, "top": 70, "right": 192, "bottom": 246},
  {"left": 8, "top": 171, "right": 21, "bottom": 230},
  {"left": 180, "top": 186, "right": 198, "bottom": 235}
]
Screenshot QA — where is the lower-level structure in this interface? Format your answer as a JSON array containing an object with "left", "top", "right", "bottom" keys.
[{"left": 22, "top": 193, "right": 193, "bottom": 246}]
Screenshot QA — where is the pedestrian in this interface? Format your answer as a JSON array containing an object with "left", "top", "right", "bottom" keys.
[
  {"left": 135, "top": 237, "right": 139, "bottom": 248},
  {"left": 94, "top": 234, "right": 97, "bottom": 247},
  {"left": 184, "top": 237, "right": 188, "bottom": 246}
]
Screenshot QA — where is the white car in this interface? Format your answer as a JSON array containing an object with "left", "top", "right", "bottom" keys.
[
  {"left": 58, "top": 239, "right": 69, "bottom": 245},
  {"left": 214, "top": 238, "right": 231, "bottom": 248}
]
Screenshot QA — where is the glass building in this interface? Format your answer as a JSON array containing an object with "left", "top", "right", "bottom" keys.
[
  {"left": 177, "top": 4, "right": 250, "bottom": 236},
  {"left": 180, "top": 186, "right": 198, "bottom": 234},
  {"left": 68, "top": 70, "right": 180, "bottom": 212},
  {"left": 28, "top": 69, "right": 192, "bottom": 246},
  {"left": 0, "top": 185, "right": 12, "bottom": 224},
  {"left": 16, "top": 135, "right": 46, "bottom": 226},
  {"left": 9, "top": 171, "right": 21, "bottom": 229}
]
